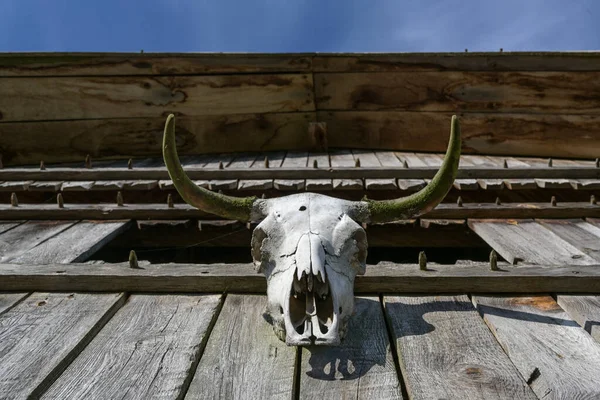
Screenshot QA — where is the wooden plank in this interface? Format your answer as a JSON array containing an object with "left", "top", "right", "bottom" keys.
[
  {"left": 537, "top": 219, "right": 600, "bottom": 262},
  {"left": 315, "top": 71, "right": 600, "bottom": 113},
  {"left": 213, "top": 153, "right": 257, "bottom": 191},
  {"left": 0, "top": 293, "right": 28, "bottom": 315},
  {"left": 312, "top": 52, "right": 600, "bottom": 72},
  {"left": 3, "top": 202, "right": 600, "bottom": 221},
  {"left": 468, "top": 219, "right": 597, "bottom": 265},
  {"left": 299, "top": 296, "right": 402, "bottom": 399},
  {"left": 28, "top": 181, "right": 63, "bottom": 191},
  {"left": 384, "top": 295, "right": 535, "bottom": 400},
  {"left": 473, "top": 295, "right": 600, "bottom": 399},
  {"left": 352, "top": 150, "right": 397, "bottom": 190},
  {"left": 0, "top": 52, "right": 313, "bottom": 76},
  {"left": 186, "top": 295, "right": 296, "bottom": 399},
  {"left": 43, "top": 294, "right": 222, "bottom": 400},
  {"left": 10, "top": 220, "right": 132, "bottom": 264},
  {"left": 0, "top": 112, "right": 315, "bottom": 167},
  {"left": 122, "top": 180, "right": 159, "bottom": 190},
  {"left": 89, "top": 180, "right": 125, "bottom": 191},
  {"left": 0, "top": 181, "right": 33, "bottom": 191},
  {"left": 3, "top": 262, "right": 600, "bottom": 294},
  {"left": 0, "top": 220, "right": 24, "bottom": 235},
  {"left": 330, "top": 151, "right": 363, "bottom": 190},
  {"left": 274, "top": 151, "right": 308, "bottom": 190},
  {"left": 239, "top": 152, "right": 284, "bottom": 191},
  {"left": 504, "top": 179, "right": 538, "bottom": 190},
  {"left": 477, "top": 179, "right": 504, "bottom": 190},
  {"left": 318, "top": 111, "right": 600, "bottom": 160},
  {"left": 0, "top": 292, "right": 126, "bottom": 399},
  {"left": 420, "top": 153, "right": 478, "bottom": 191},
  {"left": 1, "top": 74, "right": 314, "bottom": 122},
  {"left": 61, "top": 181, "right": 95, "bottom": 191},
  {"left": 2, "top": 165, "right": 600, "bottom": 181},
  {"left": 534, "top": 178, "right": 573, "bottom": 189},
  {"left": 556, "top": 295, "right": 600, "bottom": 343},
  {"left": 0, "top": 220, "right": 78, "bottom": 263},
  {"left": 306, "top": 152, "right": 333, "bottom": 190}
]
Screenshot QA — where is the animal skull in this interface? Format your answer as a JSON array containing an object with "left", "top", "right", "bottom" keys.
[{"left": 163, "top": 114, "right": 461, "bottom": 346}]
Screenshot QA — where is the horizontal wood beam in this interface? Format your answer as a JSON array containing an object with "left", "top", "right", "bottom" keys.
[
  {"left": 1, "top": 167, "right": 599, "bottom": 181},
  {"left": 1, "top": 262, "right": 599, "bottom": 293},
  {"left": 1, "top": 202, "right": 598, "bottom": 220}
]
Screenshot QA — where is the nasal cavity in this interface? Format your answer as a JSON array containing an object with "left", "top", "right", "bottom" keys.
[{"left": 299, "top": 206, "right": 307, "bottom": 211}]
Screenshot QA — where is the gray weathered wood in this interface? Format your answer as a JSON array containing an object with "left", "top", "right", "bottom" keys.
[
  {"left": 468, "top": 219, "right": 597, "bottom": 265},
  {"left": 473, "top": 295, "right": 600, "bottom": 399},
  {"left": 274, "top": 151, "right": 307, "bottom": 190},
  {"left": 43, "top": 294, "right": 222, "bottom": 400},
  {"left": 2, "top": 261, "right": 600, "bottom": 294},
  {"left": 0, "top": 293, "right": 28, "bottom": 315},
  {"left": 503, "top": 179, "right": 538, "bottom": 190},
  {"left": 61, "top": 181, "right": 95, "bottom": 191},
  {"left": 0, "top": 220, "right": 78, "bottom": 263},
  {"left": 537, "top": 219, "right": 600, "bottom": 262},
  {"left": 0, "top": 221, "right": 23, "bottom": 235},
  {"left": 28, "top": 181, "right": 63, "bottom": 191},
  {"left": 330, "top": 151, "right": 363, "bottom": 190},
  {"left": 353, "top": 151, "right": 397, "bottom": 190},
  {"left": 299, "top": 297, "right": 402, "bottom": 399},
  {"left": 0, "top": 181, "right": 32, "bottom": 191},
  {"left": 375, "top": 151, "right": 423, "bottom": 192},
  {"left": 384, "top": 295, "right": 535, "bottom": 400},
  {"left": 556, "top": 295, "right": 600, "bottom": 343},
  {"left": 306, "top": 152, "right": 333, "bottom": 190},
  {"left": 10, "top": 220, "right": 132, "bottom": 264},
  {"left": 186, "top": 295, "right": 296, "bottom": 399},
  {"left": 239, "top": 152, "right": 284, "bottom": 190},
  {"left": 0, "top": 292, "right": 126, "bottom": 399}
]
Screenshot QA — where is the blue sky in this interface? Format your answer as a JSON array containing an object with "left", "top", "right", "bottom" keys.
[{"left": 1, "top": 0, "right": 598, "bottom": 52}]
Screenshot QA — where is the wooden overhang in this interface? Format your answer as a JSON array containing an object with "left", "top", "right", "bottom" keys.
[{"left": 1, "top": 52, "right": 600, "bottom": 399}]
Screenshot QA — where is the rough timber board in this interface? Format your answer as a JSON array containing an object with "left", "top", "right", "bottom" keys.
[
  {"left": 3, "top": 261, "right": 600, "bottom": 294},
  {"left": 0, "top": 292, "right": 126, "bottom": 399},
  {"left": 0, "top": 74, "right": 315, "bottom": 122},
  {"left": 299, "top": 297, "right": 402, "bottom": 399},
  {"left": 0, "top": 293, "right": 28, "bottom": 315},
  {"left": 472, "top": 295, "right": 600, "bottom": 399},
  {"left": 556, "top": 295, "right": 600, "bottom": 343},
  {"left": 9, "top": 220, "right": 132, "bottom": 264},
  {"left": 384, "top": 295, "right": 535, "bottom": 400},
  {"left": 185, "top": 295, "right": 296, "bottom": 400},
  {"left": 0, "top": 221, "right": 23, "bottom": 235},
  {"left": 537, "top": 219, "right": 600, "bottom": 262},
  {"left": 43, "top": 294, "right": 222, "bottom": 400},
  {"left": 0, "top": 220, "right": 78, "bottom": 263},
  {"left": 468, "top": 219, "right": 597, "bottom": 265}
]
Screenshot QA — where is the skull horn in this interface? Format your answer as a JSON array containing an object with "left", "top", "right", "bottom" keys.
[
  {"left": 364, "top": 115, "right": 461, "bottom": 223},
  {"left": 162, "top": 114, "right": 263, "bottom": 221}
]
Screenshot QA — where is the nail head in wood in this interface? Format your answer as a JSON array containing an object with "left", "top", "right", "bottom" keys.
[
  {"left": 596, "top": 158, "right": 599, "bottom": 168},
  {"left": 10, "top": 192, "right": 18, "bottom": 207},
  {"left": 495, "top": 197, "right": 501, "bottom": 206},
  {"left": 313, "top": 159, "right": 318, "bottom": 168},
  {"left": 85, "top": 154, "right": 92, "bottom": 169},
  {"left": 503, "top": 159, "right": 508, "bottom": 168},
  {"left": 117, "top": 191, "right": 124, "bottom": 207},
  {"left": 264, "top": 156, "right": 269, "bottom": 168},
  {"left": 57, "top": 193, "right": 64, "bottom": 208},
  {"left": 418, "top": 251, "right": 427, "bottom": 271},
  {"left": 490, "top": 250, "right": 499, "bottom": 271},
  {"left": 355, "top": 158, "right": 361, "bottom": 168},
  {"left": 167, "top": 193, "right": 174, "bottom": 208},
  {"left": 129, "top": 250, "right": 140, "bottom": 269},
  {"left": 128, "top": 159, "right": 133, "bottom": 169},
  {"left": 547, "top": 158, "right": 553, "bottom": 167},
  {"left": 457, "top": 196, "right": 463, "bottom": 207},
  {"left": 591, "top": 195, "right": 597, "bottom": 205},
  {"left": 218, "top": 161, "right": 224, "bottom": 170},
  {"left": 40, "top": 160, "right": 46, "bottom": 170},
  {"left": 551, "top": 196, "right": 557, "bottom": 207},
  {"left": 403, "top": 160, "right": 409, "bottom": 168}
]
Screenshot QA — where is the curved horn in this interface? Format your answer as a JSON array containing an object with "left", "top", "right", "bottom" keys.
[
  {"left": 162, "top": 114, "right": 260, "bottom": 221},
  {"left": 365, "top": 115, "right": 461, "bottom": 224}
]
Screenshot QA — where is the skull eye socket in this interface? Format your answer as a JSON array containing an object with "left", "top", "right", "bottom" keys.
[{"left": 299, "top": 206, "right": 306, "bottom": 211}]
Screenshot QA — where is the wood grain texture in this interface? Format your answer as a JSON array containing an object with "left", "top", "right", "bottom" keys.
[
  {"left": 318, "top": 111, "right": 600, "bottom": 159},
  {"left": 0, "top": 293, "right": 28, "bottom": 315},
  {"left": 473, "top": 295, "right": 600, "bottom": 399},
  {"left": 0, "top": 292, "right": 126, "bottom": 399},
  {"left": 305, "top": 152, "right": 332, "bottom": 190},
  {"left": 0, "top": 53, "right": 313, "bottom": 76},
  {"left": 352, "top": 150, "right": 397, "bottom": 190},
  {"left": 384, "top": 295, "right": 535, "bottom": 400},
  {"left": 468, "top": 219, "right": 597, "bottom": 265},
  {"left": 556, "top": 295, "right": 600, "bottom": 343},
  {"left": 0, "top": 113, "right": 315, "bottom": 167},
  {"left": 273, "top": 151, "right": 307, "bottom": 190},
  {"left": 330, "top": 151, "right": 363, "bottom": 190},
  {"left": 2, "top": 262, "right": 600, "bottom": 294},
  {"left": 0, "top": 220, "right": 78, "bottom": 263},
  {"left": 2, "top": 202, "right": 600, "bottom": 221},
  {"left": 186, "top": 295, "right": 296, "bottom": 400},
  {"left": 315, "top": 71, "right": 600, "bottom": 113},
  {"left": 0, "top": 221, "right": 23, "bottom": 235},
  {"left": 299, "top": 297, "right": 402, "bottom": 399},
  {"left": 238, "top": 152, "right": 284, "bottom": 191},
  {"left": 537, "top": 219, "right": 600, "bottom": 262},
  {"left": 10, "top": 220, "right": 132, "bottom": 264},
  {"left": 0, "top": 74, "right": 314, "bottom": 122},
  {"left": 43, "top": 294, "right": 223, "bottom": 400}
]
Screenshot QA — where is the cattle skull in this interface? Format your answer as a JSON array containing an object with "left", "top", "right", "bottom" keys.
[{"left": 163, "top": 114, "right": 461, "bottom": 346}]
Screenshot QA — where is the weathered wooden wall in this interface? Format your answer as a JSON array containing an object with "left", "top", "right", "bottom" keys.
[{"left": 1, "top": 52, "right": 600, "bottom": 166}]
